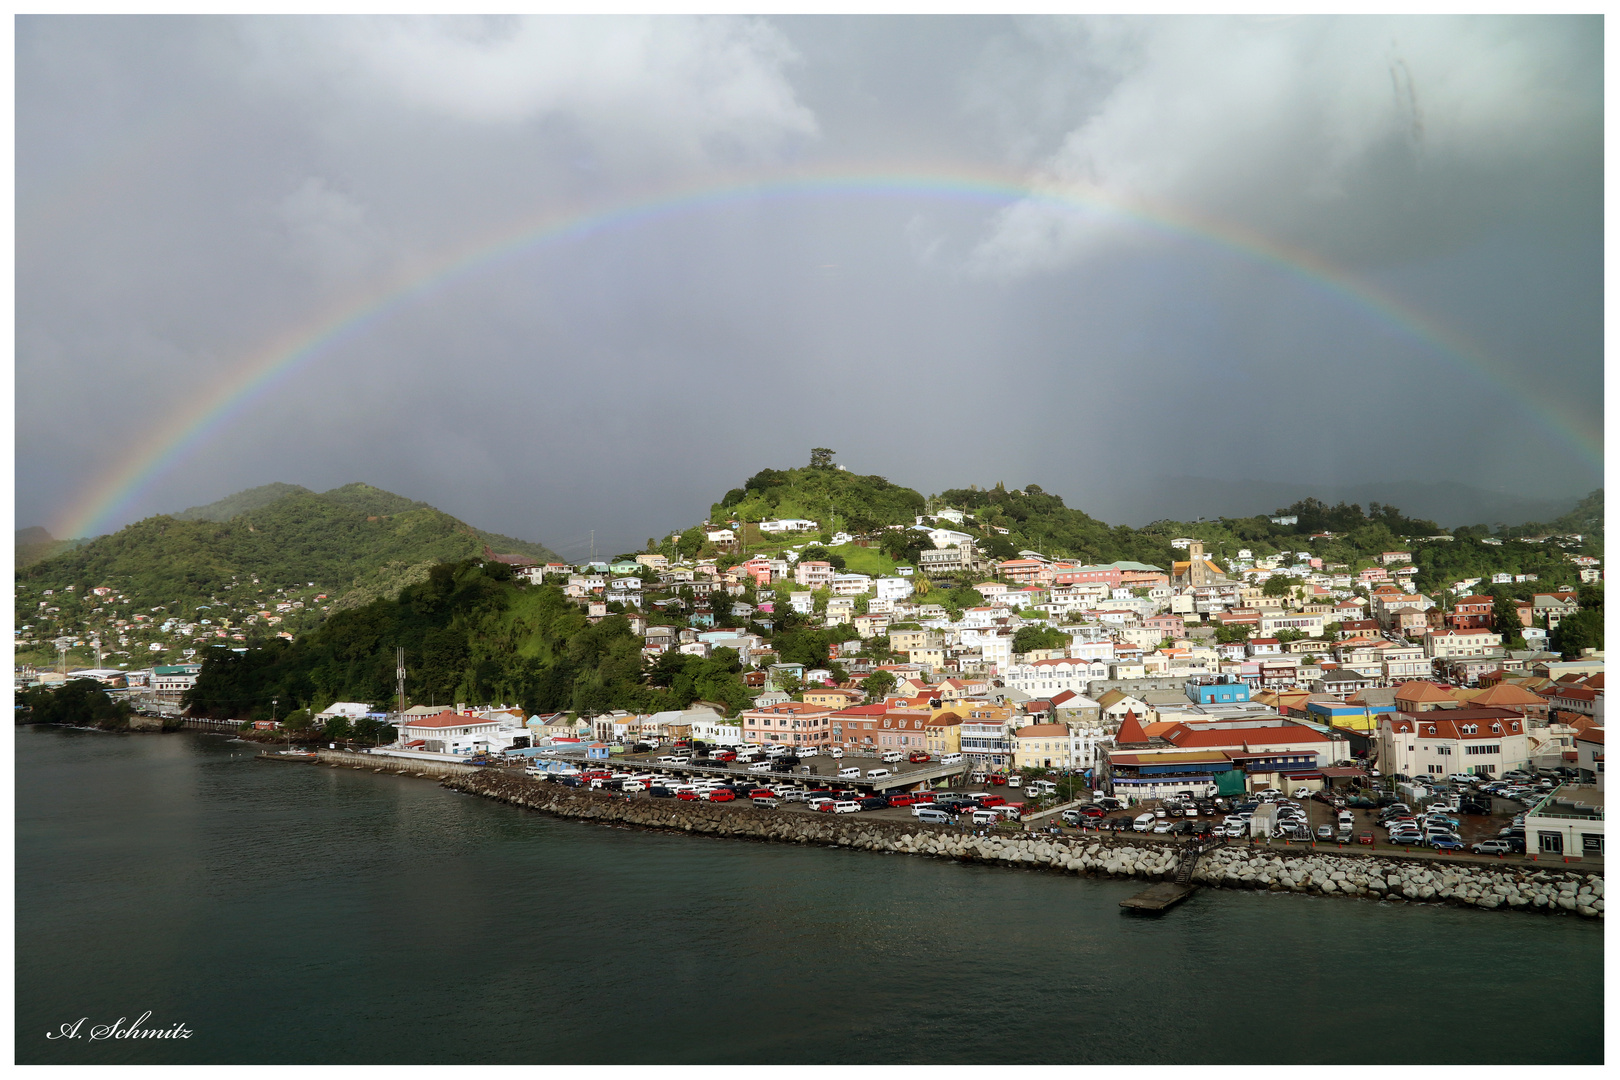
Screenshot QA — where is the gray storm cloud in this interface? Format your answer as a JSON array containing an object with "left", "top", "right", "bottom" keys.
[
  {"left": 970, "top": 16, "right": 1601, "bottom": 274},
  {"left": 14, "top": 16, "right": 1602, "bottom": 556}
]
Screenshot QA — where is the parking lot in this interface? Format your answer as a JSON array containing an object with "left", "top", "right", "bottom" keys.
[
  {"left": 532, "top": 751, "right": 1600, "bottom": 868},
  {"left": 1057, "top": 786, "right": 1601, "bottom": 869}
]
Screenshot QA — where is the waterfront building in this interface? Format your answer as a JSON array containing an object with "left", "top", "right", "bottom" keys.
[
  {"left": 741, "top": 701, "right": 833, "bottom": 748},
  {"left": 1378, "top": 709, "right": 1530, "bottom": 778},
  {"left": 1523, "top": 783, "right": 1604, "bottom": 858}
]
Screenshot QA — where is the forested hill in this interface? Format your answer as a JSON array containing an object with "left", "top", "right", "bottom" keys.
[
  {"left": 16, "top": 484, "right": 560, "bottom": 614},
  {"left": 182, "top": 560, "right": 752, "bottom": 721},
  {"left": 712, "top": 462, "right": 926, "bottom": 533}
]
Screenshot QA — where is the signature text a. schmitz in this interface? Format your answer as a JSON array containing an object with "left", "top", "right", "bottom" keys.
[{"left": 48, "top": 1013, "right": 193, "bottom": 1041}]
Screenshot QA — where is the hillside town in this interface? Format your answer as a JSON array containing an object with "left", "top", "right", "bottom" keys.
[{"left": 31, "top": 506, "right": 1602, "bottom": 860}]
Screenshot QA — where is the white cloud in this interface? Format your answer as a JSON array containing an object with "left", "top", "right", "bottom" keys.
[
  {"left": 968, "top": 16, "right": 1600, "bottom": 275},
  {"left": 246, "top": 15, "right": 817, "bottom": 170}
]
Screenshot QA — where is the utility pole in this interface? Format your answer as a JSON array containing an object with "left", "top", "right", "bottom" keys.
[{"left": 396, "top": 647, "right": 407, "bottom": 720}]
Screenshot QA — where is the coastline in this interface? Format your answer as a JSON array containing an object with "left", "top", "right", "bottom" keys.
[{"left": 426, "top": 765, "right": 1604, "bottom": 919}]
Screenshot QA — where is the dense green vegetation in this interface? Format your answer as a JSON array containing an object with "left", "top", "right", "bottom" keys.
[
  {"left": 17, "top": 484, "right": 560, "bottom": 614},
  {"left": 182, "top": 560, "right": 753, "bottom": 721},
  {"left": 1012, "top": 625, "right": 1069, "bottom": 654},
  {"left": 19, "top": 679, "right": 139, "bottom": 730},
  {"left": 173, "top": 481, "right": 315, "bottom": 521},
  {"left": 711, "top": 452, "right": 927, "bottom": 534}
]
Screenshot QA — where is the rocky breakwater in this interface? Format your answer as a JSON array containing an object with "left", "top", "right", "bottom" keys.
[
  {"left": 1193, "top": 846, "right": 1603, "bottom": 918},
  {"left": 445, "top": 771, "right": 1181, "bottom": 872},
  {"left": 444, "top": 772, "right": 1601, "bottom": 918}
]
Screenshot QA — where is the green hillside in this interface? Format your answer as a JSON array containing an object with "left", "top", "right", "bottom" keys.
[
  {"left": 174, "top": 482, "right": 314, "bottom": 522},
  {"left": 711, "top": 454, "right": 926, "bottom": 533},
  {"left": 181, "top": 559, "right": 753, "bottom": 720},
  {"left": 14, "top": 527, "right": 90, "bottom": 569},
  {"left": 14, "top": 485, "right": 561, "bottom": 668}
]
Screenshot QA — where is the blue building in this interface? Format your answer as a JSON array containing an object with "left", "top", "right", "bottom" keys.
[{"left": 1185, "top": 678, "right": 1251, "bottom": 705}]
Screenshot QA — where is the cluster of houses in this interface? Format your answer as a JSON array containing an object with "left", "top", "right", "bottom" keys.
[
  {"left": 15, "top": 577, "right": 326, "bottom": 670},
  {"left": 427, "top": 521, "right": 1603, "bottom": 804}
]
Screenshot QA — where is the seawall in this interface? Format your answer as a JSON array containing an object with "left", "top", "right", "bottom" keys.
[
  {"left": 442, "top": 770, "right": 1603, "bottom": 919},
  {"left": 309, "top": 749, "right": 485, "bottom": 779}
]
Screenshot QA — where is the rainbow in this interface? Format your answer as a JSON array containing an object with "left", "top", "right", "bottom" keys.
[{"left": 54, "top": 165, "right": 1603, "bottom": 538}]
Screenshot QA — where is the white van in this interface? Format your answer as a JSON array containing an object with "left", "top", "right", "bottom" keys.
[
  {"left": 838, "top": 767, "right": 861, "bottom": 778},
  {"left": 994, "top": 805, "right": 1022, "bottom": 821},
  {"left": 1133, "top": 812, "right": 1157, "bottom": 832},
  {"left": 748, "top": 761, "right": 773, "bottom": 773},
  {"left": 799, "top": 747, "right": 818, "bottom": 758},
  {"left": 916, "top": 808, "right": 952, "bottom": 825},
  {"left": 1337, "top": 810, "right": 1355, "bottom": 827},
  {"left": 1005, "top": 774, "right": 1023, "bottom": 788},
  {"left": 971, "top": 809, "right": 1000, "bottom": 826},
  {"left": 830, "top": 748, "right": 844, "bottom": 759},
  {"left": 880, "top": 750, "right": 904, "bottom": 764},
  {"left": 941, "top": 753, "right": 964, "bottom": 765},
  {"left": 866, "top": 768, "right": 892, "bottom": 780}
]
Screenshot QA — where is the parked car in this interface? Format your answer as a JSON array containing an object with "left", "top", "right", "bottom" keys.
[
  {"left": 908, "top": 751, "right": 932, "bottom": 763},
  {"left": 1133, "top": 813, "right": 1157, "bottom": 832},
  {"left": 971, "top": 809, "right": 1000, "bottom": 826},
  {"left": 881, "top": 751, "right": 904, "bottom": 764},
  {"left": 1357, "top": 832, "right": 1374, "bottom": 845},
  {"left": 1060, "top": 810, "right": 1084, "bottom": 826},
  {"left": 1429, "top": 837, "right": 1466, "bottom": 851},
  {"left": 888, "top": 794, "right": 916, "bottom": 807},
  {"left": 1316, "top": 825, "right": 1334, "bottom": 840},
  {"left": 915, "top": 808, "right": 952, "bottom": 825},
  {"left": 833, "top": 801, "right": 862, "bottom": 815}
]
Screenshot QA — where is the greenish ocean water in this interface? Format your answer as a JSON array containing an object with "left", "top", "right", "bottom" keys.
[{"left": 15, "top": 726, "right": 1602, "bottom": 1064}]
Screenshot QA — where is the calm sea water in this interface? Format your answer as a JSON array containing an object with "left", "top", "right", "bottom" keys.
[{"left": 16, "top": 725, "right": 1603, "bottom": 1064}]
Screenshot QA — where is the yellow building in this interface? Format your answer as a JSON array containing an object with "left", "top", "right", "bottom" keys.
[
  {"left": 1014, "top": 723, "right": 1077, "bottom": 769},
  {"left": 802, "top": 687, "right": 863, "bottom": 709},
  {"left": 925, "top": 712, "right": 963, "bottom": 755}
]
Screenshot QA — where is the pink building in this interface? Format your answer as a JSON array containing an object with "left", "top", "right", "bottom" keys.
[{"left": 740, "top": 702, "right": 835, "bottom": 747}]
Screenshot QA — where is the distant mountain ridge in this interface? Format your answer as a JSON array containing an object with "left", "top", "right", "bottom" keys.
[
  {"left": 1111, "top": 477, "right": 1596, "bottom": 532},
  {"left": 15, "top": 483, "right": 561, "bottom": 614}
]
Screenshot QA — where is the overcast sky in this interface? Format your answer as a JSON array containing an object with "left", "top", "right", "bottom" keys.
[{"left": 16, "top": 15, "right": 1603, "bottom": 557}]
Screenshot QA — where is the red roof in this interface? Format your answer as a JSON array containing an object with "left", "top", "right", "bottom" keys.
[
  {"left": 1115, "top": 709, "right": 1149, "bottom": 744},
  {"left": 1165, "top": 724, "right": 1333, "bottom": 748},
  {"left": 403, "top": 712, "right": 490, "bottom": 729},
  {"left": 1409, "top": 713, "right": 1525, "bottom": 740}
]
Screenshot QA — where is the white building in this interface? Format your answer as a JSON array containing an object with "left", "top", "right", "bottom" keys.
[
  {"left": 758, "top": 519, "right": 819, "bottom": 533},
  {"left": 399, "top": 712, "right": 522, "bottom": 756},
  {"left": 875, "top": 577, "right": 914, "bottom": 601},
  {"left": 1378, "top": 711, "right": 1530, "bottom": 779},
  {"left": 1523, "top": 784, "right": 1604, "bottom": 859}
]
